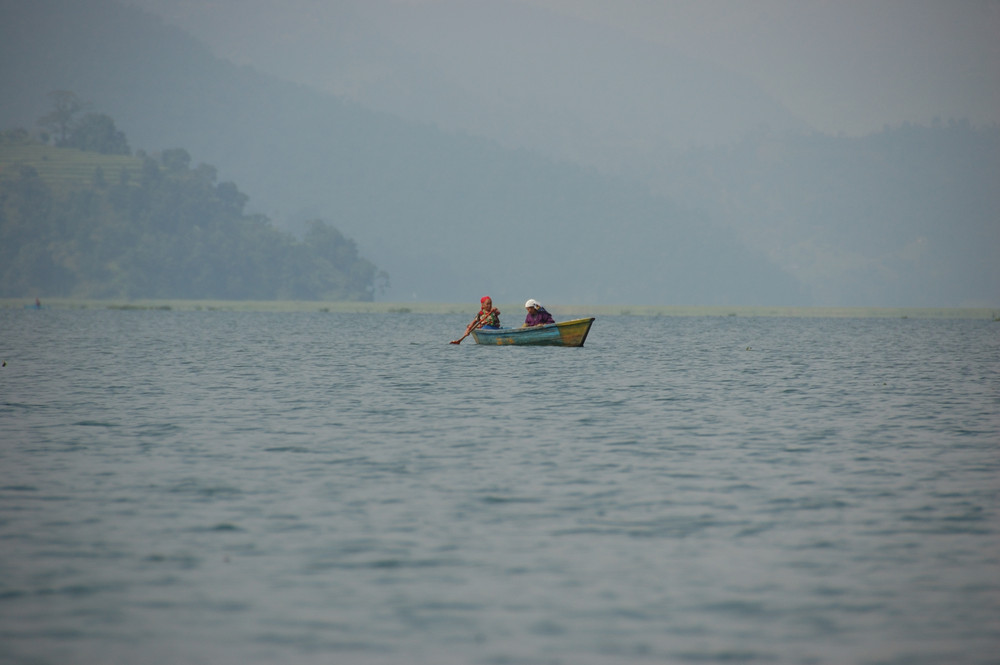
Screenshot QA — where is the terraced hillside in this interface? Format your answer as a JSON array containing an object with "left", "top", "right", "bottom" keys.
[
  {"left": 1, "top": 134, "right": 383, "bottom": 301},
  {"left": 0, "top": 142, "right": 142, "bottom": 193}
]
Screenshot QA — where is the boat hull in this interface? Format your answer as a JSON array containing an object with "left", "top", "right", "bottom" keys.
[{"left": 471, "top": 317, "right": 595, "bottom": 347}]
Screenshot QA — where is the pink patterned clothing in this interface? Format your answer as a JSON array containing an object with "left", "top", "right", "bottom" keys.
[{"left": 469, "top": 307, "right": 500, "bottom": 331}]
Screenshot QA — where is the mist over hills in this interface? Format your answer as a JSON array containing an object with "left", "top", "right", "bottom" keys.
[
  {"left": 2, "top": 0, "right": 996, "bottom": 306},
  {"left": 649, "top": 125, "right": 1000, "bottom": 307},
  {"left": 124, "top": 0, "right": 1000, "bottom": 144},
  {"left": 169, "top": 0, "right": 810, "bottom": 164}
]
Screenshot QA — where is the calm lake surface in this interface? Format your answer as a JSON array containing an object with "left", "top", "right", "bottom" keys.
[{"left": 1, "top": 309, "right": 998, "bottom": 665}]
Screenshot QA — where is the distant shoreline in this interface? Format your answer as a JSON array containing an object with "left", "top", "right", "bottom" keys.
[{"left": 3, "top": 299, "right": 997, "bottom": 320}]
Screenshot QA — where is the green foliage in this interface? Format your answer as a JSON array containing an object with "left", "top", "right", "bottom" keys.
[
  {"left": 36, "top": 92, "right": 129, "bottom": 154},
  {"left": 0, "top": 136, "right": 383, "bottom": 301},
  {"left": 0, "top": 141, "right": 141, "bottom": 195},
  {"left": 63, "top": 113, "right": 131, "bottom": 155},
  {"left": 0, "top": 128, "right": 32, "bottom": 146},
  {"left": 36, "top": 90, "right": 88, "bottom": 144}
]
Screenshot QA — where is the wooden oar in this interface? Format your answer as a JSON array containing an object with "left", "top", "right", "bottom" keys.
[
  {"left": 450, "top": 317, "right": 480, "bottom": 344},
  {"left": 450, "top": 308, "right": 497, "bottom": 344}
]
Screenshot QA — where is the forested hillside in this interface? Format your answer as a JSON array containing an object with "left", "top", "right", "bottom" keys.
[
  {"left": 0, "top": 127, "right": 384, "bottom": 301},
  {"left": 0, "top": 0, "right": 807, "bottom": 306},
  {"left": 2, "top": 0, "right": 996, "bottom": 306}
]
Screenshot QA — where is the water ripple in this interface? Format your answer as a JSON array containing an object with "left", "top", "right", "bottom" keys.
[{"left": 0, "top": 310, "right": 997, "bottom": 664}]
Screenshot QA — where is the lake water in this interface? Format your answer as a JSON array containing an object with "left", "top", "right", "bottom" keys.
[{"left": 1, "top": 309, "right": 998, "bottom": 665}]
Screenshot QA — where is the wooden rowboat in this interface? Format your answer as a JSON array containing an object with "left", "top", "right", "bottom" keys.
[{"left": 471, "top": 317, "right": 595, "bottom": 347}]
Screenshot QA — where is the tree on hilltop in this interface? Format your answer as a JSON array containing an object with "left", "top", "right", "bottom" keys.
[
  {"left": 36, "top": 90, "right": 88, "bottom": 144},
  {"left": 35, "top": 91, "right": 130, "bottom": 154},
  {"left": 63, "top": 113, "right": 131, "bottom": 155}
]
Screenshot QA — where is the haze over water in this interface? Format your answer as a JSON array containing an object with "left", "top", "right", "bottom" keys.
[{"left": 1, "top": 309, "right": 998, "bottom": 664}]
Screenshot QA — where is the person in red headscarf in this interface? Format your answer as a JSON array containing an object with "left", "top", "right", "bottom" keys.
[
  {"left": 450, "top": 296, "right": 501, "bottom": 344},
  {"left": 473, "top": 296, "right": 500, "bottom": 329}
]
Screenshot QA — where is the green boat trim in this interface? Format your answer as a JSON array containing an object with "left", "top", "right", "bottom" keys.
[{"left": 471, "top": 317, "right": 595, "bottom": 347}]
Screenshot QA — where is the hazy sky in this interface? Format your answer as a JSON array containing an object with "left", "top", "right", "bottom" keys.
[
  {"left": 533, "top": 0, "right": 1000, "bottom": 134},
  {"left": 125, "top": 0, "right": 1000, "bottom": 137}
]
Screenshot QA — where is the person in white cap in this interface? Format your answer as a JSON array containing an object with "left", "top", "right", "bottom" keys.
[{"left": 523, "top": 299, "right": 555, "bottom": 327}]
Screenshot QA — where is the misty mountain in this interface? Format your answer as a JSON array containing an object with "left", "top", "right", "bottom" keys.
[
  {"left": 2, "top": 0, "right": 996, "bottom": 306},
  {"left": 648, "top": 123, "right": 1000, "bottom": 307},
  {"left": 196, "top": 1, "right": 811, "bottom": 167},
  {"left": 1, "top": 0, "right": 804, "bottom": 305},
  {"left": 123, "top": 0, "right": 1000, "bottom": 147}
]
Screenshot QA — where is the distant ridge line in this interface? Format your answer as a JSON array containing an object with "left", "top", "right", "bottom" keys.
[{"left": 2, "top": 300, "right": 996, "bottom": 319}]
